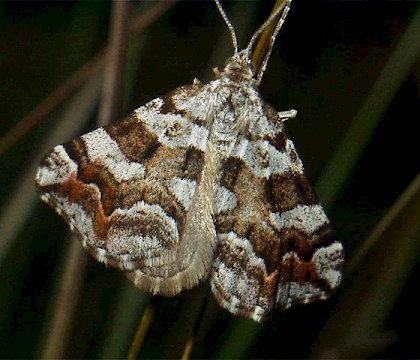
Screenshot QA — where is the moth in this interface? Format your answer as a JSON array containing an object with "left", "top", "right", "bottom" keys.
[{"left": 36, "top": 0, "right": 344, "bottom": 322}]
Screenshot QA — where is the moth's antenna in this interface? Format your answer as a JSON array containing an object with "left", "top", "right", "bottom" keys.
[
  {"left": 214, "top": 0, "right": 239, "bottom": 55},
  {"left": 246, "top": 0, "right": 292, "bottom": 84}
]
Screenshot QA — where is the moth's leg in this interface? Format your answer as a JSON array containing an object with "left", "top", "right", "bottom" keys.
[{"left": 277, "top": 109, "right": 297, "bottom": 121}]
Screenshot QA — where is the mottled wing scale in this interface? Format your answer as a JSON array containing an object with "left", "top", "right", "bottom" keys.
[
  {"left": 210, "top": 98, "right": 343, "bottom": 322},
  {"left": 36, "top": 81, "right": 222, "bottom": 296}
]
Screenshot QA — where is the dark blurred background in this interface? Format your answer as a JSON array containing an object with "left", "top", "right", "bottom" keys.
[{"left": 0, "top": 0, "right": 419, "bottom": 358}]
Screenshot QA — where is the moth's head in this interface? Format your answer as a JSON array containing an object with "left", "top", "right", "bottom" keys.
[
  {"left": 214, "top": 0, "right": 292, "bottom": 86},
  {"left": 221, "top": 50, "right": 255, "bottom": 83}
]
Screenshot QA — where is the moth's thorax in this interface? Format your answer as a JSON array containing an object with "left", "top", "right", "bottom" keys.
[
  {"left": 209, "top": 79, "right": 262, "bottom": 159},
  {"left": 205, "top": 51, "right": 261, "bottom": 160}
]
